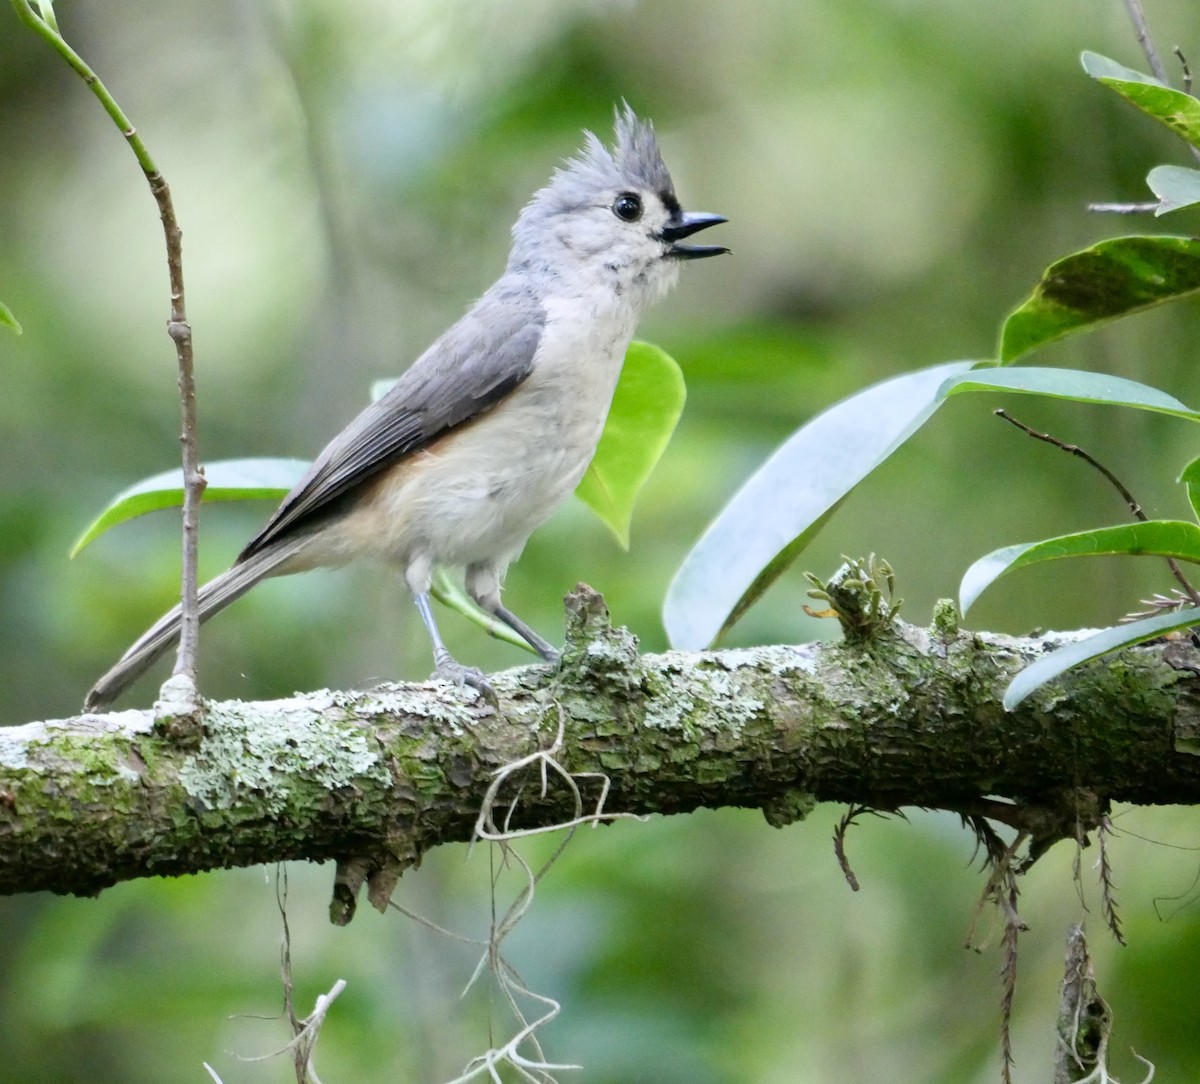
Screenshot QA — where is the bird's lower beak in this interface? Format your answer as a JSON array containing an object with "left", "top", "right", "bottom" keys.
[{"left": 661, "top": 212, "right": 729, "bottom": 260}]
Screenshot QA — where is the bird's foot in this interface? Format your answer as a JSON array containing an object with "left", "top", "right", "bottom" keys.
[{"left": 431, "top": 652, "right": 498, "bottom": 707}]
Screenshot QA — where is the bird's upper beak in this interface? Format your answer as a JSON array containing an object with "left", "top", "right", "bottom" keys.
[{"left": 661, "top": 211, "right": 729, "bottom": 260}]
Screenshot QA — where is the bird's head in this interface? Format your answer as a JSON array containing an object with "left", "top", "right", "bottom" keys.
[{"left": 509, "top": 105, "right": 728, "bottom": 304}]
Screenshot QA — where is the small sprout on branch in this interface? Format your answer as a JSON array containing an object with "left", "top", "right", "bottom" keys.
[
  {"left": 804, "top": 554, "right": 903, "bottom": 642},
  {"left": 833, "top": 807, "right": 863, "bottom": 890}
]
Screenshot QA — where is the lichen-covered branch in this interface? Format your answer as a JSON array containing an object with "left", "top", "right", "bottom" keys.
[{"left": 3, "top": 586, "right": 1200, "bottom": 908}]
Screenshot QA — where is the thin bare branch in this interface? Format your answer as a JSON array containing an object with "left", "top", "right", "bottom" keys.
[
  {"left": 12, "top": 0, "right": 205, "bottom": 699},
  {"left": 1122, "top": 0, "right": 1170, "bottom": 84},
  {"left": 995, "top": 410, "right": 1200, "bottom": 607}
]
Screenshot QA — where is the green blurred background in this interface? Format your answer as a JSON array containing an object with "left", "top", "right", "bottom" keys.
[{"left": 3, "top": 1, "right": 1200, "bottom": 1080}]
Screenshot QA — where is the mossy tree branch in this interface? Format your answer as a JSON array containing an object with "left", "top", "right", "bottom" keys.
[{"left": 3, "top": 586, "right": 1200, "bottom": 912}]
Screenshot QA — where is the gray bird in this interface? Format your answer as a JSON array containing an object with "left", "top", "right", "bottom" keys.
[{"left": 85, "top": 105, "right": 727, "bottom": 710}]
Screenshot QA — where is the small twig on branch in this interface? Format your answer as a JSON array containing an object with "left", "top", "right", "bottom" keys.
[
  {"left": 995, "top": 409, "right": 1200, "bottom": 607},
  {"left": 994, "top": 410, "right": 1143, "bottom": 516},
  {"left": 1087, "top": 201, "right": 1159, "bottom": 215},
  {"left": 12, "top": 0, "right": 205, "bottom": 695},
  {"left": 1175, "top": 46, "right": 1193, "bottom": 96}
]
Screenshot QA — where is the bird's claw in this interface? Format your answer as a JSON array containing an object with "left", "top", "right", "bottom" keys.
[{"left": 432, "top": 654, "right": 498, "bottom": 707}]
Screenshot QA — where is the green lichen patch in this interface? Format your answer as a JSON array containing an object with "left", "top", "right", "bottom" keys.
[{"left": 930, "top": 598, "right": 960, "bottom": 639}]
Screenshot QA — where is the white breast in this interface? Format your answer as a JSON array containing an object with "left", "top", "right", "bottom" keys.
[{"left": 318, "top": 291, "right": 640, "bottom": 576}]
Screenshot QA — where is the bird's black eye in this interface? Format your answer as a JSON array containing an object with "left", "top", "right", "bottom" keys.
[{"left": 612, "top": 193, "right": 643, "bottom": 222}]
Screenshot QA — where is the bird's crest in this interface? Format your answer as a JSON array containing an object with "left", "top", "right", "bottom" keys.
[{"left": 531, "top": 104, "right": 676, "bottom": 219}]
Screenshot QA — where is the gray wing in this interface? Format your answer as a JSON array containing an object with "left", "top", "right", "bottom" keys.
[{"left": 238, "top": 282, "right": 544, "bottom": 561}]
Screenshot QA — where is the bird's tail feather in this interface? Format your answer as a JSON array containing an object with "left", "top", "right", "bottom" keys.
[{"left": 84, "top": 540, "right": 306, "bottom": 711}]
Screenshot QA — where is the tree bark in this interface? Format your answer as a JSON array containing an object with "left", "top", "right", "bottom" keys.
[{"left": 3, "top": 586, "right": 1200, "bottom": 915}]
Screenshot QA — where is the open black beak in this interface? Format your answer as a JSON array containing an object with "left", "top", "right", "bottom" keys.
[{"left": 661, "top": 211, "right": 729, "bottom": 260}]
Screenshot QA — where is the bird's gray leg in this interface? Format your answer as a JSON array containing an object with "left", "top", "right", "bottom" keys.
[
  {"left": 466, "top": 563, "right": 562, "bottom": 664},
  {"left": 493, "top": 604, "right": 561, "bottom": 662},
  {"left": 412, "top": 590, "right": 496, "bottom": 703}
]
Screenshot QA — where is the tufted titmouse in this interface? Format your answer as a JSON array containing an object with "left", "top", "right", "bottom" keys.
[{"left": 85, "top": 106, "right": 726, "bottom": 710}]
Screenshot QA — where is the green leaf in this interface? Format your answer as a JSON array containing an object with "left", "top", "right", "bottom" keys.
[
  {"left": 1003, "top": 608, "right": 1199, "bottom": 710},
  {"left": 960, "top": 520, "right": 1200, "bottom": 615},
  {"left": 0, "top": 301, "right": 21, "bottom": 335},
  {"left": 575, "top": 340, "right": 686, "bottom": 548},
  {"left": 1000, "top": 236, "right": 1200, "bottom": 362},
  {"left": 663, "top": 359, "right": 976, "bottom": 651},
  {"left": 1081, "top": 51, "right": 1200, "bottom": 149},
  {"left": 71, "top": 457, "right": 309, "bottom": 557},
  {"left": 1147, "top": 165, "right": 1200, "bottom": 216},
  {"left": 939, "top": 366, "right": 1200, "bottom": 420}
]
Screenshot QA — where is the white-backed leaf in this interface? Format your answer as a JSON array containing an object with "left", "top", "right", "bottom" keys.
[
  {"left": 663, "top": 359, "right": 976, "bottom": 650},
  {"left": 939, "top": 366, "right": 1200, "bottom": 420},
  {"left": 1147, "top": 165, "right": 1200, "bottom": 216}
]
